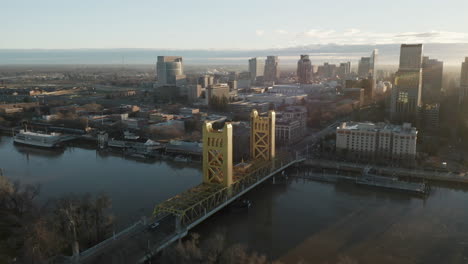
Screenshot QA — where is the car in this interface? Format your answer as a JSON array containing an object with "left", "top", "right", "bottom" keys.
[{"left": 148, "top": 222, "right": 160, "bottom": 230}]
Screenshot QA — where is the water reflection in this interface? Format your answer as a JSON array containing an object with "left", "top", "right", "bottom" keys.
[
  {"left": 194, "top": 170, "right": 468, "bottom": 264},
  {"left": 13, "top": 143, "right": 66, "bottom": 159}
]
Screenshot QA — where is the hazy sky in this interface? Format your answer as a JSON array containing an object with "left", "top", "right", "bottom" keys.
[{"left": 3, "top": 0, "right": 468, "bottom": 49}]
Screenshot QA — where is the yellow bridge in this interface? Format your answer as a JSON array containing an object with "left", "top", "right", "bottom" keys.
[{"left": 75, "top": 109, "right": 305, "bottom": 264}]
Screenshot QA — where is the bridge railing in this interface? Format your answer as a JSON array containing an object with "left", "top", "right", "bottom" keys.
[{"left": 79, "top": 219, "right": 144, "bottom": 259}]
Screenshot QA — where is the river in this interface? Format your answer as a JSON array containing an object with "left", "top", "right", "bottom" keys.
[
  {"left": 2, "top": 135, "right": 468, "bottom": 263},
  {"left": 0, "top": 136, "right": 201, "bottom": 229}
]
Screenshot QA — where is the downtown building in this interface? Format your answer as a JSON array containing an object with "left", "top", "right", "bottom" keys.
[
  {"left": 156, "top": 56, "right": 185, "bottom": 86},
  {"left": 422, "top": 57, "right": 443, "bottom": 104},
  {"left": 460, "top": 57, "right": 468, "bottom": 103},
  {"left": 337, "top": 62, "right": 351, "bottom": 79},
  {"left": 336, "top": 122, "right": 418, "bottom": 163},
  {"left": 297, "top": 55, "right": 313, "bottom": 84},
  {"left": 316, "top": 63, "right": 337, "bottom": 79},
  {"left": 264, "top": 56, "right": 280, "bottom": 83},
  {"left": 248, "top": 57, "right": 264, "bottom": 83},
  {"left": 390, "top": 44, "right": 423, "bottom": 124},
  {"left": 357, "top": 49, "right": 378, "bottom": 78}
]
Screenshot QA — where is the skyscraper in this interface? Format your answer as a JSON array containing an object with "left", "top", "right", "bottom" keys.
[
  {"left": 358, "top": 57, "right": 371, "bottom": 78},
  {"left": 297, "top": 55, "right": 312, "bottom": 84},
  {"left": 391, "top": 44, "right": 423, "bottom": 124},
  {"left": 460, "top": 58, "right": 468, "bottom": 103},
  {"left": 337, "top": 62, "right": 351, "bottom": 79},
  {"left": 248, "top": 57, "right": 264, "bottom": 82},
  {"left": 264, "top": 56, "right": 280, "bottom": 83},
  {"left": 422, "top": 56, "right": 443, "bottom": 104},
  {"left": 156, "top": 56, "right": 184, "bottom": 86},
  {"left": 357, "top": 49, "right": 378, "bottom": 78}
]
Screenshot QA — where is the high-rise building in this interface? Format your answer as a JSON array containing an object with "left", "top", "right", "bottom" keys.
[
  {"left": 422, "top": 57, "right": 443, "bottom": 104},
  {"left": 357, "top": 49, "right": 378, "bottom": 78},
  {"left": 337, "top": 62, "right": 351, "bottom": 79},
  {"left": 316, "top": 62, "right": 337, "bottom": 79},
  {"left": 264, "top": 56, "right": 280, "bottom": 83},
  {"left": 248, "top": 57, "right": 264, "bottom": 82},
  {"left": 358, "top": 57, "right": 371, "bottom": 78},
  {"left": 297, "top": 55, "right": 312, "bottom": 84},
  {"left": 460, "top": 58, "right": 468, "bottom": 102},
  {"left": 390, "top": 44, "right": 423, "bottom": 124},
  {"left": 156, "top": 56, "right": 184, "bottom": 86}
]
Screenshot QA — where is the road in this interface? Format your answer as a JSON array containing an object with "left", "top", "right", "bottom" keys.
[{"left": 78, "top": 215, "right": 176, "bottom": 264}]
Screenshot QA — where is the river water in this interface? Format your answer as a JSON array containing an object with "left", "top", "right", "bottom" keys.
[
  {"left": 0, "top": 136, "right": 201, "bottom": 229},
  {"left": 2, "top": 135, "right": 468, "bottom": 263}
]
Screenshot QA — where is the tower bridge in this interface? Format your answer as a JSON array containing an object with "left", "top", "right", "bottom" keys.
[{"left": 73, "top": 109, "right": 305, "bottom": 264}]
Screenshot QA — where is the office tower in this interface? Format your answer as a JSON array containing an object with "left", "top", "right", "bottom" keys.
[
  {"left": 264, "top": 56, "right": 280, "bottom": 83},
  {"left": 317, "top": 63, "right": 337, "bottom": 79},
  {"left": 358, "top": 57, "right": 371, "bottom": 78},
  {"left": 199, "top": 75, "right": 214, "bottom": 88},
  {"left": 460, "top": 58, "right": 468, "bottom": 103},
  {"left": 248, "top": 57, "right": 264, "bottom": 82},
  {"left": 227, "top": 80, "right": 237, "bottom": 91},
  {"left": 297, "top": 55, "right": 312, "bottom": 84},
  {"left": 358, "top": 49, "right": 378, "bottom": 78},
  {"left": 370, "top": 49, "right": 378, "bottom": 77},
  {"left": 390, "top": 44, "right": 423, "bottom": 124},
  {"left": 422, "top": 57, "right": 443, "bottom": 104},
  {"left": 228, "top": 71, "right": 238, "bottom": 81},
  {"left": 156, "top": 56, "right": 184, "bottom": 86},
  {"left": 337, "top": 62, "right": 351, "bottom": 79}
]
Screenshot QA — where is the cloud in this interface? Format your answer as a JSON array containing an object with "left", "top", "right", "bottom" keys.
[
  {"left": 343, "top": 28, "right": 361, "bottom": 36},
  {"left": 395, "top": 32, "right": 441, "bottom": 38},
  {"left": 255, "top": 30, "right": 265, "bottom": 36},
  {"left": 270, "top": 29, "right": 468, "bottom": 48},
  {"left": 275, "top": 29, "right": 288, "bottom": 34}
]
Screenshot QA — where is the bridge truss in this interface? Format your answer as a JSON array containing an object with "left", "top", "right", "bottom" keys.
[{"left": 153, "top": 154, "right": 296, "bottom": 227}]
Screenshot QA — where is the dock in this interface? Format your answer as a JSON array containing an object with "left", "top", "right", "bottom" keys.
[{"left": 291, "top": 170, "right": 429, "bottom": 195}]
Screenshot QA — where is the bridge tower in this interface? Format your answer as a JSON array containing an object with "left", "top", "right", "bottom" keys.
[
  {"left": 250, "top": 109, "right": 276, "bottom": 161},
  {"left": 203, "top": 121, "right": 233, "bottom": 187}
]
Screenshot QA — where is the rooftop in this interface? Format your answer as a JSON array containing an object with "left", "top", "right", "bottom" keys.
[{"left": 338, "top": 122, "right": 417, "bottom": 135}]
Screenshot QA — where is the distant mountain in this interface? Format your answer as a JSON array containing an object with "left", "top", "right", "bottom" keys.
[{"left": 1, "top": 43, "right": 468, "bottom": 65}]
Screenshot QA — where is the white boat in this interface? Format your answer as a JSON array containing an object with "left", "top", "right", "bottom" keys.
[
  {"left": 14, "top": 130, "right": 62, "bottom": 148},
  {"left": 174, "top": 155, "right": 190, "bottom": 162}
]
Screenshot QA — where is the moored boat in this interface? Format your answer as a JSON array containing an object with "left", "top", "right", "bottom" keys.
[{"left": 14, "top": 130, "right": 62, "bottom": 148}]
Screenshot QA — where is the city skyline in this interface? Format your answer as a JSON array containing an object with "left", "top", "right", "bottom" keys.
[{"left": 2, "top": 0, "right": 468, "bottom": 50}]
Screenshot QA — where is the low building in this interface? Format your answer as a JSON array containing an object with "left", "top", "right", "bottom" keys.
[
  {"left": 165, "top": 140, "right": 202, "bottom": 156},
  {"left": 228, "top": 101, "right": 270, "bottom": 119},
  {"left": 343, "top": 88, "right": 365, "bottom": 106},
  {"left": 149, "top": 113, "right": 174, "bottom": 122},
  {"left": 123, "top": 118, "right": 147, "bottom": 130},
  {"left": 0, "top": 107, "right": 23, "bottom": 114},
  {"left": 336, "top": 122, "right": 417, "bottom": 163},
  {"left": 180, "top": 107, "right": 199, "bottom": 115},
  {"left": 241, "top": 93, "right": 307, "bottom": 106},
  {"left": 278, "top": 105, "right": 308, "bottom": 136},
  {"left": 180, "top": 84, "right": 202, "bottom": 101},
  {"left": 276, "top": 118, "right": 302, "bottom": 145}
]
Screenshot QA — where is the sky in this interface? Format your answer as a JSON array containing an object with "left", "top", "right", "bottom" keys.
[{"left": 2, "top": 0, "right": 468, "bottom": 50}]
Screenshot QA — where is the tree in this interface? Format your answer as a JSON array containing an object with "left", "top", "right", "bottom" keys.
[{"left": 160, "top": 232, "right": 284, "bottom": 264}]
